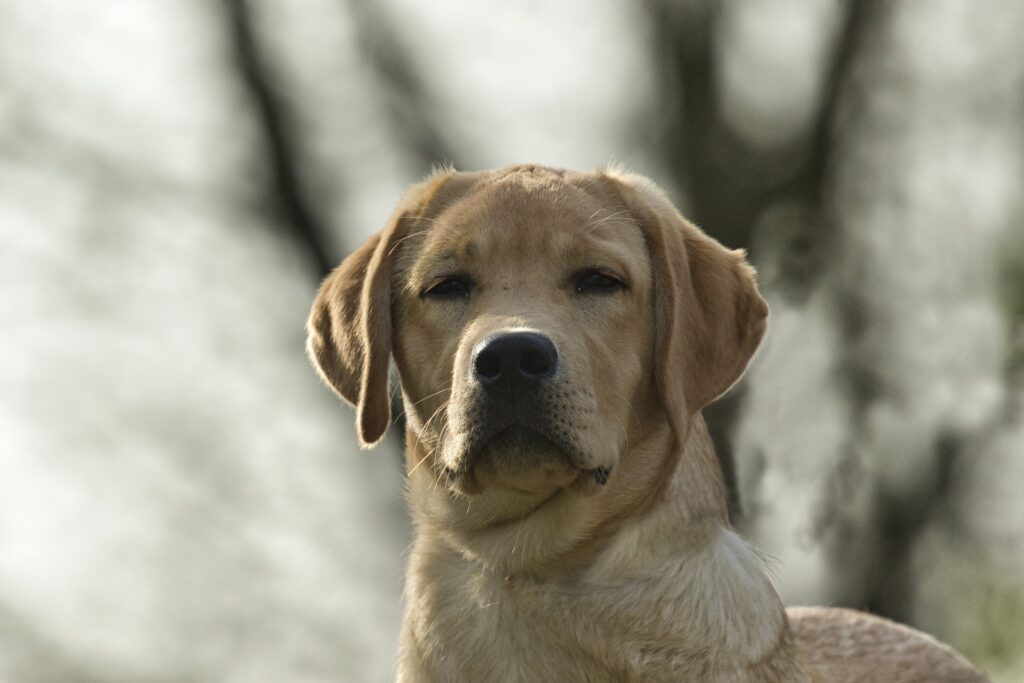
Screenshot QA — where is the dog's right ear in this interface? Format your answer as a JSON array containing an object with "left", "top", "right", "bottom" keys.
[
  {"left": 306, "top": 169, "right": 469, "bottom": 448},
  {"left": 307, "top": 230, "right": 391, "bottom": 448}
]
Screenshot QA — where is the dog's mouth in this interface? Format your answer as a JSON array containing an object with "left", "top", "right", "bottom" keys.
[
  {"left": 486, "top": 423, "right": 566, "bottom": 456},
  {"left": 441, "top": 423, "right": 611, "bottom": 494}
]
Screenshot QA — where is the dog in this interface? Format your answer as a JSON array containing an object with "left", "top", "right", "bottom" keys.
[{"left": 306, "top": 165, "right": 986, "bottom": 682}]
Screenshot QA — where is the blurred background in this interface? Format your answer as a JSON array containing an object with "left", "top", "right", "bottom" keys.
[{"left": 2, "top": 0, "right": 1023, "bottom": 681}]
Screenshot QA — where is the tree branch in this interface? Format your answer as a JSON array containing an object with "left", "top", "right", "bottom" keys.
[
  {"left": 222, "top": 0, "right": 334, "bottom": 279},
  {"left": 343, "top": 0, "right": 460, "bottom": 171},
  {"left": 644, "top": 0, "right": 879, "bottom": 524}
]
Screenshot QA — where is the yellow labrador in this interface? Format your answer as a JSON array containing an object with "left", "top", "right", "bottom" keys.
[{"left": 307, "top": 165, "right": 986, "bottom": 682}]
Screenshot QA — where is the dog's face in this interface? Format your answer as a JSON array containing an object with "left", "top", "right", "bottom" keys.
[
  {"left": 394, "top": 176, "right": 654, "bottom": 498},
  {"left": 307, "top": 166, "right": 767, "bottom": 571}
]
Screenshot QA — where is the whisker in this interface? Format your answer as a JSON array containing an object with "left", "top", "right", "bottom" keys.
[
  {"left": 406, "top": 448, "right": 432, "bottom": 477},
  {"left": 388, "top": 229, "right": 432, "bottom": 256},
  {"left": 422, "top": 399, "right": 450, "bottom": 434},
  {"left": 394, "top": 385, "right": 451, "bottom": 422},
  {"left": 582, "top": 209, "right": 632, "bottom": 234}
]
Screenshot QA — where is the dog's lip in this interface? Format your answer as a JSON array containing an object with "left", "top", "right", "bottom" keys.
[
  {"left": 441, "top": 423, "right": 569, "bottom": 482},
  {"left": 488, "top": 423, "right": 564, "bottom": 450},
  {"left": 440, "top": 423, "right": 606, "bottom": 489},
  {"left": 446, "top": 464, "right": 614, "bottom": 529},
  {"left": 491, "top": 428, "right": 612, "bottom": 485},
  {"left": 470, "top": 423, "right": 580, "bottom": 473}
]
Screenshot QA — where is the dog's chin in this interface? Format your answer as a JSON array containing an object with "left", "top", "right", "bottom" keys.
[
  {"left": 453, "top": 425, "right": 580, "bottom": 495},
  {"left": 424, "top": 425, "right": 616, "bottom": 533}
]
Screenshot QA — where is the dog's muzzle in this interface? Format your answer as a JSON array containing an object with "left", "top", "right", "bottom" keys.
[{"left": 441, "top": 331, "right": 610, "bottom": 488}]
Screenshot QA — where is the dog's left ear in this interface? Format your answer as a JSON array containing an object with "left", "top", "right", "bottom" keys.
[{"left": 601, "top": 171, "right": 769, "bottom": 437}]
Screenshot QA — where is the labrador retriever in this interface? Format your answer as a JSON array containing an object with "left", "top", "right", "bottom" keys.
[{"left": 306, "top": 165, "right": 986, "bottom": 682}]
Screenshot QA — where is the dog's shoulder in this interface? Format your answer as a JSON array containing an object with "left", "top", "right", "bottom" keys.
[{"left": 787, "top": 606, "right": 987, "bottom": 683}]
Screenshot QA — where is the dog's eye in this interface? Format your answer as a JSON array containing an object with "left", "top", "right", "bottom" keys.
[
  {"left": 423, "top": 276, "right": 472, "bottom": 299},
  {"left": 575, "top": 269, "right": 626, "bottom": 294}
]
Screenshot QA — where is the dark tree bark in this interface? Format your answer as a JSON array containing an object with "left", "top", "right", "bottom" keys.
[
  {"left": 343, "top": 0, "right": 461, "bottom": 172},
  {"left": 643, "top": 0, "right": 877, "bottom": 524},
  {"left": 223, "top": 0, "right": 334, "bottom": 279}
]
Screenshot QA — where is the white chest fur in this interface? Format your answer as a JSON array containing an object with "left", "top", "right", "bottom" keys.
[{"left": 400, "top": 522, "right": 809, "bottom": 683}]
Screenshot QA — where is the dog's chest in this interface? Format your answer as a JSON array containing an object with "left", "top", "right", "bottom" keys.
[
  {"left": 455, "top": 572, "right": 622, "bottom": 678},
  {"left": 403, "top": 528, "right": 813, "bottom": 683},
  {"left": 415, "top": 568, "right": 729, "bottom": 682}
]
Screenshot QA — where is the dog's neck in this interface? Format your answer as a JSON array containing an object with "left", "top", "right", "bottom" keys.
[
  {"left": 403, "top": 416, "right": 806, "bottom": 681},
  {"left": 573, "top": 418, "right": 798, "bottom": 679}
]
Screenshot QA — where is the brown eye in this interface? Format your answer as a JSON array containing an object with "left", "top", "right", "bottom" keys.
[
  {"left": 423, "top": 276, "right": 472, "bottom": 299},
  {"left": 575, "top": 269, "right": 625, "bottom": 294}
]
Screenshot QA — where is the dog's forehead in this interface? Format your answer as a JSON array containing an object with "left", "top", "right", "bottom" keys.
[{"left": 417, "top": 175, "right": 644, "bottom": 270}]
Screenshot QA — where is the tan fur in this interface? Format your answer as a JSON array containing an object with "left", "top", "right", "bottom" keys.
[{"left": 307, "top": 165, "right": 988, "bottom": 682}]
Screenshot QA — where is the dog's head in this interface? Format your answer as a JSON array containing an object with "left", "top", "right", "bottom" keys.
[{"left": 307, "top": 166, "right": 767, "bottom": 571}]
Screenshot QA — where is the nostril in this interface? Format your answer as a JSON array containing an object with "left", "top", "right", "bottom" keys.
[
  {"left": 472, "top": 332, "right": 558, "bottom": 387},
  {"left": 520, "top": 347, "right": 551, "bottom": 376},
  {"left": 474, "top": 348, "right": 502, "bottom": 380}
]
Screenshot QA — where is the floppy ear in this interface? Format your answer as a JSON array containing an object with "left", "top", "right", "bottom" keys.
[
  {"left": 306, "top": 225, "right": 396, "bottom": 448},
  {"left": 602, "top": 171, "right": 769, "bottom": 436},
  {"left": 306, "top": 169, "right": 469, "bottom": 448}
]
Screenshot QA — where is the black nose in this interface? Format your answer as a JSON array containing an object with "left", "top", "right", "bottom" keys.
[{"left": 472, "top": 332, "right": 558, "bottom": 388}]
